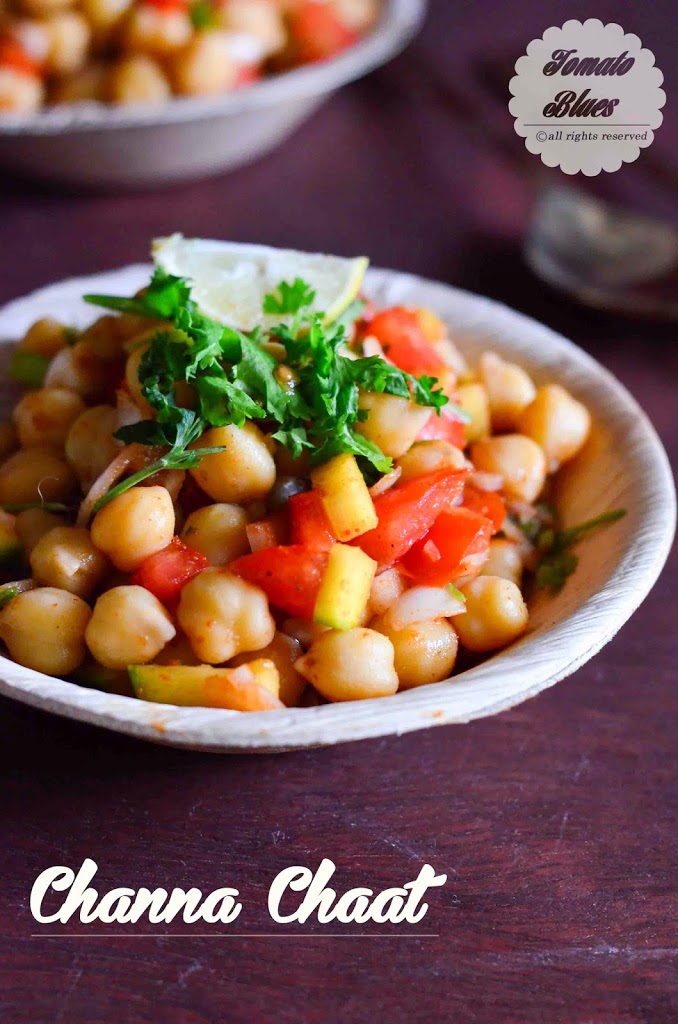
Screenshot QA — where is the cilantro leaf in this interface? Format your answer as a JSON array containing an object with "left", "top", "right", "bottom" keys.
[
  {"left": 263, "top": 278, "right": 316, "bottom": 316},
  {"left": 532, "top": 508, "right": 626, "bottom": 592},
  {"left": 189, "top": 0, "right": 216, "bottom": 28}
]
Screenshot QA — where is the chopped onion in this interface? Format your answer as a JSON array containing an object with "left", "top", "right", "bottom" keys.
[
  {"left": 76, "top": 443, "right": 162, "bottom": 526},
  {"left": 115, "top": 388, "right": 144, "bottom": 431},
  {"left": 470, "top": 470, "right": 504, "bottom": 492},
  {"left": 386, "top": 586, "right": 466, "bottom": 630},
  {"left": 369, "top": 466, "right": 402, "bottom": 498},
  {"left": 501, "top": 515, "right": 536, "bottom": 560},
  {"left": 362, "top": 336, "right": 391, "bottom": 361},
  {"left": 368, "top": 567, "right": 406, "bottom": 617}
]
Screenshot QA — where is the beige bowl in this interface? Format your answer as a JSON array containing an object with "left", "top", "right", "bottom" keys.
[
  {"left": 0, "top": 262, "right": 674, "bottom": 751},
  {"left": 0, "top": 0, "right": 425, "bottom": 187}
]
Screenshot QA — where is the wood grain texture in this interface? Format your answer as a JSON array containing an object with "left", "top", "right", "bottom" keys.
[{"left": 0, "top": 0, "right": 676, "bottom": 1018}]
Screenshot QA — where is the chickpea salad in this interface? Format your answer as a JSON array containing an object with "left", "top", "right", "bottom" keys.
[
  {"left": 0, "top": 252, "right": 625, "bottom": 711},
  {"left": 0, "top": 0, "right": 379, "bottom": 115}
]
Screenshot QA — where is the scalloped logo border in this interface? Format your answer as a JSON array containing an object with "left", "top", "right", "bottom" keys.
[{"left": 509, "top": 20, "right": 665, "bottom": 175}]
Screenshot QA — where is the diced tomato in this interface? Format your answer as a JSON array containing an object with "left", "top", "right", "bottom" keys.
[
  {"left": 401, "top": 507, "right": 492, "bottom": 586},
  {"left": 289, "top": 490, "right": 335, "bottom": 550},
  {"left": 353, "top": 469, "right": 467, "bottom": 569},
  {"left": 143, "top": 0, "right": 188, "bottom": 10},
  {"left": 229, "top": 546, "right": 330, "bottom": 619},
  {"left": 234, "top": 63, "right": 262, "bottom": 89},
  {"left": 417, "top": 410, "right": 466, "bottom": 448},
  {"left": 462, "top": 484, "right": 506, "bottom": 533},
  {"left": 290, "top": 2, "right": 358, "bottom": 64},
  {"left": 0, "top": 37, "right": 41, "bottom": 77},
  {"left": 132, "top": 537, "right": 210, "bottom": 607},
  {"left": 366, "top": 307, "right": 444, "bottom": 377},
  {"left": 246, "top": 512, "right": 289, "bottom": 553}
]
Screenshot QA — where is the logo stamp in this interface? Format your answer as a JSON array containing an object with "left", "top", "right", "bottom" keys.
[{"left": 509, "top": 19, "right": 665, "bottom": 175}]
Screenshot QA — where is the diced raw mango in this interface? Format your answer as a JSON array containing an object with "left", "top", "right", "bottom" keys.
[
  {"left": 457, "top": 382, "right": 490, "bottom": 443},
  {"left": 310, "top": 454, "right": 378, "bottom": 541},
  {"left": 129, "top": 659, "right": 281, "bottom": 709},
  {"left": 314, "top": 543, "right": 377, "bottom": 630}
]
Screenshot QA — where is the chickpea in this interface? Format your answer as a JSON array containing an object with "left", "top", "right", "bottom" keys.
[
  {"left": 80, "top": 0, "right": 131, "bottom": 36},
  {"left": 108, "top": 55, "right": 171, "bottom": 105},
  {"left": 178, "top": 569, "right": 275, "bottom": 664},
  {"left": 91, "top": 486, "right": 174, "bottom": 572},
  {"left": 80, "top": 314, "right": 134, "bottom": 360},
  {"left": 0, "top": 421, "right": 19, "bottom": 461},
  {"left": 180, "top": 503, "right": 249, "bottom": 566},
  {"left": 172, "top": 31, "right": 239, "bottom": 96},
  {"left": 0, "top": 587, "right": 90, "bottom": 676},
  {"left": 49, "top": 63, "right": 108, "bottom": 103},
  {"left": 13, "top": 388, "right": 86, "bottom": 449},
  {"left": 0, "top": 446, "right": 77, "bottom": 505},
  {"left": 481, "top": 539, "right": 523, "bottom": 586},
  {"left": 30, "top": 526, "right": 110, "bottom": 599},
  {"left": 456, "top": 382, "right": 490, "bottom": 443},
  {"left": 122, "top": 4, "right": 193, "bottom": 57},
  {"left": 372, "top": 615, "right": 458, "bottom": 690},
  {"left": 86, "top": 585, "right": 176, "bottom": 669},
  {"left": 455, "top": 576, "right": 528, "bottom": 653},
  {"left": 356, "top": 393, "right": 431, "bottom": 459},
  {"left": 0, "top": 68, "right": 44, "bottom": 114},
  {"left": 189, "top": 424, "right": 276, "bottom": 504},
  {"left": 16, "top": 507, "right": 67, "bottom": 556},
  {"left": 295, "top": 628, "right": 399, "bottom": 702},
  {"left": 65, "top": 405, "right": 120, "bottom": 491},
  {"left": 230, "top": 632, "right": 305, "bottom": 707},
  {"left": 396, "top": 440, "right": 466, "bottom": 482},
  {"left": 16, "top": 0, "right": 75, "bottom": 14},
  {"left": 479, "top": 352, "right": 536, "bottom": 432},
  {"left": 20, "top": 317, "right": 70, "bottom": 358},
  {"left": 42, "top": 11, "right": 91, "bottom": 75},
  {"left": 470, "top": 434, "right": 546, "bottom": 503},
  {"left": 224, "top": 1, "right": 286, "bottom": 56},
  {"left": 517, "top": 385, "right": 591, "bottom": 471}
]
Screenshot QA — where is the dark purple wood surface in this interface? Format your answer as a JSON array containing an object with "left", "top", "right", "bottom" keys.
[{"left": 0, "top": 2, "right": 676, "bottom": 1020}]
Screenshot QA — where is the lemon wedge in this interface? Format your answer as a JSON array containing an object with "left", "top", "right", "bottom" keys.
[{"left": 152, "top": 234, "right": 368, "bottom": 331}]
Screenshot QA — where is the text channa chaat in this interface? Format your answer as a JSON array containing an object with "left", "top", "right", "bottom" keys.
[
  {"left": 0, "top": 245, "right": 625, "bottom": 711},
  {"left": 0, "top": 0, "right": 379, "bottom": 113}
]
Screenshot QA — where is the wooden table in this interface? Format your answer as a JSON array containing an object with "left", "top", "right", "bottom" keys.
[{"left": 1, "top": 2, "right": 676, "bottom": 1020}]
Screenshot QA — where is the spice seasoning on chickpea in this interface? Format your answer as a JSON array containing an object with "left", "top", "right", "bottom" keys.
[{"left": 0, "top": 242, "right": 625, "bottom": 710}]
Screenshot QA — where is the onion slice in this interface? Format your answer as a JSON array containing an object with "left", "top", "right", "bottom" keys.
[
  {"left": 369, "top": 466, "right": 402, "bottom": 498},
  {"left": 76, "top": 443, "right": 163, "bottom": 526},
  {"left": 385, "top": 586, "right": 466, "bottom": 630}
]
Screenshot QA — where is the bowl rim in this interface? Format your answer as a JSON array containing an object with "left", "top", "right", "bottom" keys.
[
  {"left": 0, "top": 260, "right": 674, "bottom": 752},
  {"left": 0, "top": 0, "right": 426, "bottom": 136}
]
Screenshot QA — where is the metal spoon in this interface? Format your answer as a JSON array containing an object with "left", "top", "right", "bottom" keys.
[{"left": 525, "top": 186, "right": 678, "bottom": 320}]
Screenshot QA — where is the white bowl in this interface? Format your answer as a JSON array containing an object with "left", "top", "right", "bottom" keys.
[
  {"left": 0, "top": 0, "right": 425, "bottom": 187},
  {"left": 0, "top": 262, "right": 674, "bottom": 751}
]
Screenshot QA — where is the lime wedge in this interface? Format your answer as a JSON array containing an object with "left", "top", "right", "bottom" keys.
[{"left": 152, "top": 234, "right": 368, "bottom": 331}]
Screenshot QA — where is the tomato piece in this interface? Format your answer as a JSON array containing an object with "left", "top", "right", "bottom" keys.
[
  {"left": 417, "top": 410, "right": 466, "bottom": 448},
  {"left": 290, "top": 2, "right": 358, "bottom": 64},
  {"left": 246, "top": 512, "right": 289, "bottom": 553},
  {"left": 132, "top": 537, "right": 210, "bottom": 607},
  {"left": 289, "top": 490, "right": 336, "bottom": 550},
  {"left": 367, "top": 307, "right": 444, "bottom": 377},
  {"left": 353, "top": 469, "right": 467, "bottom": 569},
  {"left": 0, "top": 37, "right": 41, "bottom": 76},
  {"left": 143, "top": 0, "right": 188, "bottom": 10},
  {"left": 229, "top": 546, "right": 329, "bottom": 619},
  {"left": 462, "top": 485, "right": 506, "bottom": 533},
  {"left": 401, "top": 508, "right": 493, "bottom": 586}
]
